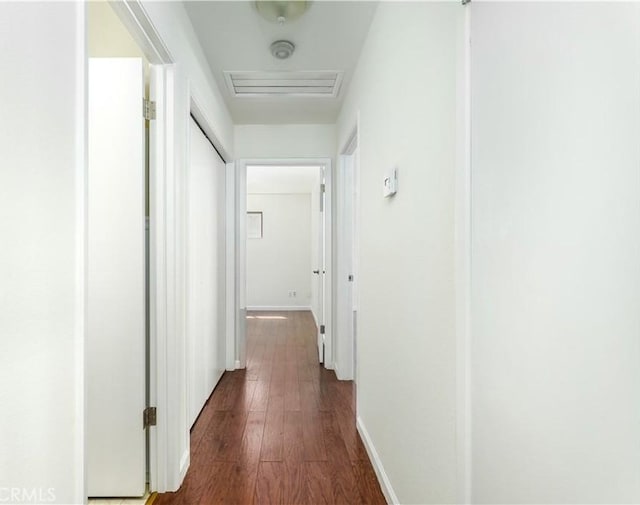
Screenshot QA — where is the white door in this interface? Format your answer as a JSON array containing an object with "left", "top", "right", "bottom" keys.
[
  {"left": 316, "top": 168, "right": 326, "bottom": 363},
  {"left": 351, "top": 148, "right": 359, "bottom": 380},
  {"left": 87, "top": 58, "right": 146, "bottom": 497},
  {"left": 336, "top": 151, "right": 357, "bottom": 380},
  {"left": 187, "top": 118, "right": 226, "bottom": 426}
]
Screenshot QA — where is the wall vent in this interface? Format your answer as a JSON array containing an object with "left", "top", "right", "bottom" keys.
[{"left": 224, "top": 71, "right": 343, "bottom": 98}]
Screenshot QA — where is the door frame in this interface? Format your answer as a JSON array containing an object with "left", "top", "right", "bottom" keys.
[
  {"left": 455, "top": 5, "right": 472, "bottom": 504},
  {"left": 335, "top": 124, "right": 359, "bottom": 381},
  {"left": 106, "top": 0, "right": 174, "bottom": 494},
  {"left": 234, "top": 158, "right": 334, "bottom": 370}
]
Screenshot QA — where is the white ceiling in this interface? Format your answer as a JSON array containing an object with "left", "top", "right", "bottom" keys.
[
  {"left": 184, "top": 1, "right": 378, "bottom": 124},
  {"left": 247, "top": 165, "right": 320, "bottom": 193}
]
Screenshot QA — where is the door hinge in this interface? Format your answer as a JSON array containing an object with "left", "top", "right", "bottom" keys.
[
  {"left": 348, "top": 274, "right": 354, "bottom": 282},
  {"left": 319, "top": 183, "right": 325, "bottom": 212},
  {"left": 320, "top": 324, "right": 325, "bottom": 334},
  {"left": 143, "top": 99, "right": 156, "bottom": 120},
  {"left": 462, "top": 0, "right": 470, "bottom": 5},
  {"left": 143, "top": 407, "right": 157, "bottom": 428}
]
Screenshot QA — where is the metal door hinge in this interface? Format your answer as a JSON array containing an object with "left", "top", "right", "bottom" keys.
[
  {"left": 320, "top": 324, "right": 325, "bottom": 334},
  {"left": 143, "top": 407, "right": 157, "bottom": 428},
  {"left": 462, "top": 0, "right": 470, "bottom": 5},
  {"left": 348, "top": 274, "right": 354, "bottom": 282},
  {"left": 320, "top": 183, "right": 326, "bottom": 212},
  {"left": 143, "top": 99, "right": 156, "bottom": 120}
]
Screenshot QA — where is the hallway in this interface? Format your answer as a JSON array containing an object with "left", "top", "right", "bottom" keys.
[{"left": 155, "top": 311, "right": 386, "bottom": 504}]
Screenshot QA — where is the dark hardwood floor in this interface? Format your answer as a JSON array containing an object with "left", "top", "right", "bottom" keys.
[{"left": 154, "top": 310, "right": 386, "bottom": 505}]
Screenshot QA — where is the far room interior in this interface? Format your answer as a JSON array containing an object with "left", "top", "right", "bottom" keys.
[{"left": 245, "top": 164, "right": 323, "bottom": 321}]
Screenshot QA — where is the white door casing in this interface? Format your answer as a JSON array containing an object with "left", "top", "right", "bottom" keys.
[
  {"left": 336, "top": 128, "right": 359, "bottom": 381},
  {"left": 236, "top": 158, "right": 333, "bottom": 369},
  {"left": 236, "top": 161, "right": 248, "bottom": 369},
  {"left": 225, "top": 161, "right": 237, "bottom": 370}
]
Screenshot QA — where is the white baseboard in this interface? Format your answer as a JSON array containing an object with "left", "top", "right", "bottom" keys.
[
  {"left": 356, "top": 416, "right": 399, "bottom": 505},
  {"left": 235, "top": 359, "right": 241, "bottom": 369},
  {"left": 179, "top": 447, "right": 190, "bottom": 484},
  {"left": 333, "top": 363, "right": 352, "bottom": 381},
  {"left": 311, "top": 309, "right": 319, "bottom": 327},
  {"left": 246, "top": 305, "right": 312, "bottom": 312}
]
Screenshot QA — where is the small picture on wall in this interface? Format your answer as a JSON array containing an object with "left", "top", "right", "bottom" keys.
[{"left": 247, "top": 211, "right": 263, "bottom": 239}]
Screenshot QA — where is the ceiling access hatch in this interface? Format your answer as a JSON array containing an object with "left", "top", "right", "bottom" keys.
[{"left": 224, "top": 71, "right": 344, "bottom": 98}]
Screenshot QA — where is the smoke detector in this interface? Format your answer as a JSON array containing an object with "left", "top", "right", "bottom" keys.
[{"left": 270, "top": 40, "right": 295, "bottom": 60}]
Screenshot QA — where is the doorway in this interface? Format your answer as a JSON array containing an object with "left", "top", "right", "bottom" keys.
[
  {"left": 86, "top": 2, "right": 173, "bottom": 498},
  {"left": 234, "top": 159, "right": 333, "bottom": 370},
  {"left": 335, "top": 127, "right": 359, "bottom": 381}
]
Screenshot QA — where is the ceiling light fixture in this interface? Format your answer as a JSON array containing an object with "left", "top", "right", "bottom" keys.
[
  {"left": 270, "top": 40, "right": 295, "bottom": 60},
  {"left": 255, "top": 1, "right": 311, "bottom": 24}
]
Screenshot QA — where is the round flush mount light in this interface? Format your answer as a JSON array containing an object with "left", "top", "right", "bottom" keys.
[
  {"left": 270, "top": 40, "right": 295, "bottom": 60},
  {"left": 255, "top": 1, "right": 310, "bottom": 24}
]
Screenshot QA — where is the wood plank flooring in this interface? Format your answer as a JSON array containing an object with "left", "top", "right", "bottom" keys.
[{"left": 154, "top": 311, "right": 386, "bottom": 505}]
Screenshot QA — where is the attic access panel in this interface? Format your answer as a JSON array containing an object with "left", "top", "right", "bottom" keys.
[{"left": 224, "top": 70, "right": 344, "bottom": 98}]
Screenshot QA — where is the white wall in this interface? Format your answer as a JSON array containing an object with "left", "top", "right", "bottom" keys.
[
  {"left": 0, "top": 3, "right": 85, "bottom": 504},
  {"left": 88, "top": 2, "right": 146, "bottom": 60},
  {"left": 336, "top": 3, "right": 460, "bottom": 503},
  {"left": 135, "top": 1, "right": 235, "bottom": 489},
  {"left": 187, "top": 119, "right": 226, "bottom": 427},
  {"left": 470, "top": 3, "right": 640, "bottom": 503},
  {"left": 234, "top": 124, "right": 335, "bottom": 160},
  {"left": 142, "top": 1, "right": 233, "bottom": 158},
  {"left": 247, "top": 194, "right": 312, "bottom": 310}
]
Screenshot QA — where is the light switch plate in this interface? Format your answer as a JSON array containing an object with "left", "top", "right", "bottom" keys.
[{"left": 383, "top": 167, "right": 398, "bottom": 197}]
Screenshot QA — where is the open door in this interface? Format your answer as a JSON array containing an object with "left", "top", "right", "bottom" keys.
[
  {"left": 316, "top": 168, "right": 326, "bottom": 363},
  {"left": 87, "top": 58, "right": 146, "bottom": 497},
  {"left": 236, "top": 159, "right": 331, "bottom": 369}
]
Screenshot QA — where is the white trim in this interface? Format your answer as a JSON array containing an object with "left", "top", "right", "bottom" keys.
[
  {"left": 455, "top": 6, "right": 473, "bottom": 504},
  {"left": 247, "top": 306, "right": 312, "bottom": 312},
  {"left": 109, "top": 0, "right": 173, "bottom": 65},
  {"left": 341, "top": 124, "right": 359, "bottom": 156},
  {"left": 148, "top": 63, "right": 175, "bottom": 494},
  {"left": 178, "top": 448, "right": 190, "bottom": 484},
  {"left": 356, "top": 417, "right": 398, "bottom": 505},
  {"left": 148, "top": 63, "right": 162, "bottom": 495},
  {"left": 235, "top": 359, "right": 241, "bottom": 369},
  {"left": 334, "top": 363, "right": 349, "bottom": 382},
  {"left": 75, "top": 3, "right": 87, "bottom": 501},
  {"left": 225, "top": 162, "right": 236, "bottom": 371},
  {"left": 190, "top": 95, "right": 231, "bottom": 163},
  {"left": 236, "top": 162, "right": 248, "bottom": 369}
]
